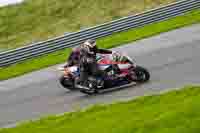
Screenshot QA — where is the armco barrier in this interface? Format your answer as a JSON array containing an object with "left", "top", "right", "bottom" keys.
[{"left": 0, "top": 0, "right": 199, "bottom": 67}]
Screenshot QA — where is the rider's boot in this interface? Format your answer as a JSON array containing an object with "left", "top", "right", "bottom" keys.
[{"left": 96, "top": 78, "right": 104, "bottom": 89}]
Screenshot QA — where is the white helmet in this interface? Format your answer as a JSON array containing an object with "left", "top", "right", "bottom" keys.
[{"left": 82, "top": 39, "right": 96, "bottom": 55}]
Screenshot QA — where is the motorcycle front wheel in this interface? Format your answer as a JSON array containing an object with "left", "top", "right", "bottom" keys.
[{"left": 134, "top": 66, "right": 150, "bottom": 82}]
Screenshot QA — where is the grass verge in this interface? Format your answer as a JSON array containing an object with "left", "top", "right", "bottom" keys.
[
  {"left": 0, "top": 0, "right": 176, "bottom": 50},
  {"left": 1, "top": 86, "right": 200, "bottom": 132},
  {"left": 0, "top": 9, "right": 200, "bottom": 80}
]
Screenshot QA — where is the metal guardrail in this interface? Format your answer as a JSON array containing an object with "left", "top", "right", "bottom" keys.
[{"left": 0, "top": 0, "right": 199, "bottom": 67}]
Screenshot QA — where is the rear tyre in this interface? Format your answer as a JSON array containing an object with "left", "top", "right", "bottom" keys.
[
  {"left": 134, "top": 66, "right": 150, "bottom": 82},
  {"left": 59, "top": 76, "right": 75, "bottom": 90}
]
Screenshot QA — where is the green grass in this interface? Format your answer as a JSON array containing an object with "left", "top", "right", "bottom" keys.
[
  {"left": 1, "top": 86, "right": 200, "bottom": 133},
  {"left": 0, "top": 0, "right": 176, "bottom": 50},
  {"left": 0, "top": 9, "right": 200, "bottom": 81}
]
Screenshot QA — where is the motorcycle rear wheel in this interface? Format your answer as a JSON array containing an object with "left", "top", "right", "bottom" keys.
[{"left": 59, "top": 76, "right": 75, "bottom": 90}]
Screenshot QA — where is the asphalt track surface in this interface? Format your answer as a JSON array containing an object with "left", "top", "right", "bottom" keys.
[{"left": 0, "top": 24, "right": 200, "bottom": 128}]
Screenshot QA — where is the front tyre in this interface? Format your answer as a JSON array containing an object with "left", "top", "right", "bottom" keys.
[{"left": 134, "top": 66, "right": 150, "bottom": 82}]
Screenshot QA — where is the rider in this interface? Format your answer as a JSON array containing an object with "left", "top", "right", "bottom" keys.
[
  {"left": 64, "top": 39, "right": 112, "bottom": 68},
  {"left": 78, "top": 39, "right": 112, "bottom": 88}
]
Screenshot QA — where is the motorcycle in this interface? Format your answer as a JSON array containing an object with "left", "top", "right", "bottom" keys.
[{"left": 58, "top": 51, "right": 150, "bottom": 94}]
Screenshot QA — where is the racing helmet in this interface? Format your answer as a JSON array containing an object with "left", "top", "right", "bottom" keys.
[{"left": 82, "top": 39, "right": 96, "bottom": 55}]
